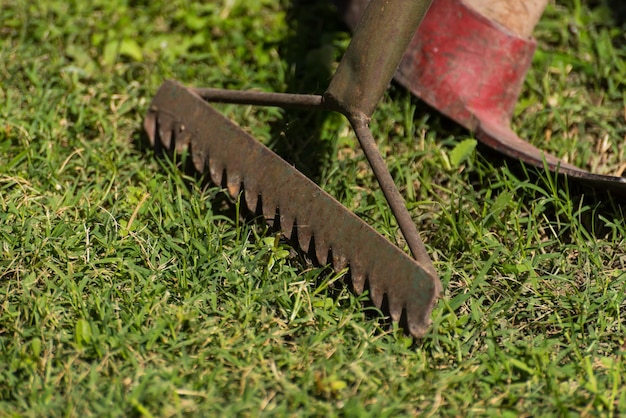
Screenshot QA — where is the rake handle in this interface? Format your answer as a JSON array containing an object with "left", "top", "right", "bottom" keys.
[{"left": 325, "top": 0, "right": 433, "bottom": 117}]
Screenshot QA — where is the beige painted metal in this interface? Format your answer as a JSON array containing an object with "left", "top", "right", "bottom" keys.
[{"left": 464, "top": 0, "right": 549, "bottom": 37}]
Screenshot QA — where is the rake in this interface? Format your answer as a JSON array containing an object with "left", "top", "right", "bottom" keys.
[{"left": 144, "top": 0, "right": 442, "bottom": 337}]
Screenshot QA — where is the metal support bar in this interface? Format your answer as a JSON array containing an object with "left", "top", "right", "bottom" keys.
[
  {"left": 348, "top": 112, "right": 433, "bottom": 268},
  {"left": 192, "top": 88, "right": 323, "bottom": 110}
]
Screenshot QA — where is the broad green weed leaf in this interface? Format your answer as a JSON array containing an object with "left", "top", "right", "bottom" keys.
[
  {"left": 102, "top": 39, "right": 143, "bottom": 66},
  {"left": 65, "top": 44, "right": 97, "bottom": 76},
  {"left": 450, "top": 139, "right": 477, "bottom": 168},
  {"left": 119, "top": 39, "right": 143, "bottom": 62},
  {"left": 31, "top": 338, "right": 42, "bottom": 358},
  {"left": 75, "top": 319, "right": 92, "bottom": 347},
  {"left": 103, "top": 41, "right": 117, "bottom": 67}
]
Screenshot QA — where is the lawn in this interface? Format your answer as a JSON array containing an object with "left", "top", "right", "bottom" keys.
[{"left": 1, "top": 0, "right": 625, "bottom": 416}]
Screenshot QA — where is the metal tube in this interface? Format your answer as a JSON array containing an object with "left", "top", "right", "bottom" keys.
[
  {"left": 325, "top": 0, "right": 434, "bottom": 117},
  {"left": 349, "top": 113, "right": 434, "bottom": 270},
  {"left": 192, "top": 88, "right": 324, "bottom": 110}
]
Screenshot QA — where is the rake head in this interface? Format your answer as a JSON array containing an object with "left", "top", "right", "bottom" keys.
[{"left": 144, "top": 80, "right": 441, "bottom": 337}]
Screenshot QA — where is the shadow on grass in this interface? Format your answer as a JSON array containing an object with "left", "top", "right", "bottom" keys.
[
  {"left": 469, "top": 142, "right": 626, "bottom": 243},
  {"left": 264, "top": 0, "right": 347, "bottom": 182},
  {"left": 607, "top": 0, "right": 626, "bottom": 25}
]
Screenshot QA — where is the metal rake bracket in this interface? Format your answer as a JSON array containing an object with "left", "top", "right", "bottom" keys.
[{"left": 144, "top": 0, "right": 442, "bottom": 337}]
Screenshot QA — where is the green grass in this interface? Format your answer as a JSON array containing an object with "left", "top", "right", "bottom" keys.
[{"left": 1, "top": 0, "right": 626, "bottom": 416}]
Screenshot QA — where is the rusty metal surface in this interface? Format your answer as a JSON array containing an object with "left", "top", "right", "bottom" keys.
[
  {"left": 335, "top": 0, "right": 626, "bottom": 192},
  {"left": 192, "top": 88, "right": 323, "bottom": 110},
  {"left": 186, "top": 86, "right": 436, "bottom": 262},
  {"left": 144, "top": 80, "right": 442, "bottom": 337}
]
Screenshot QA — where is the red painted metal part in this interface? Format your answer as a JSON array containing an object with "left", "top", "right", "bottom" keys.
[
  {"left": 396, "top": 0, "right": 535, "bottom": 134},
  {"left": 337, "top": 0, "right": 626, "bottom": 192},
  {"left": 395, "top": 0, "right": 588, "bottom": 175}
]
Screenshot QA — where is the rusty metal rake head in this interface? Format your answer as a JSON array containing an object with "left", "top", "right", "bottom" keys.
[{"left": 144, "top": 0, "right": 442, "bottom": 337}]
